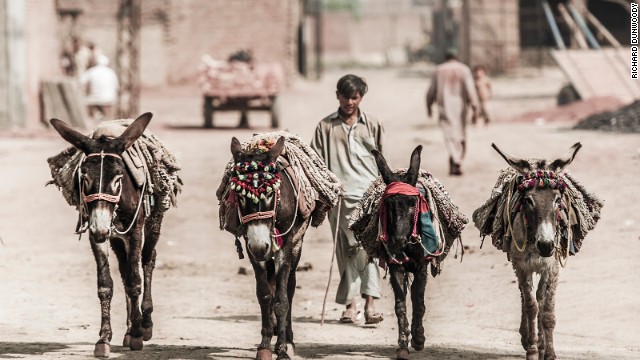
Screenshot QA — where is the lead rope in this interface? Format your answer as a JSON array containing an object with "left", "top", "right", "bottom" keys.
[
  {"left": 321, "top": 196, "right": 342, "bottom": 326},
  {"left": 112, "top": 177, "right": 147, "bottom": 235}
]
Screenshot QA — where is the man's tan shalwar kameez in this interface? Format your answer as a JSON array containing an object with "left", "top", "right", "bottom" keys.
[
  {"left": 310, "top": 110, "right": 384, "bottom": 305},
  {"left": 426, "top": 59, "right": 479, "bottom": 167}
]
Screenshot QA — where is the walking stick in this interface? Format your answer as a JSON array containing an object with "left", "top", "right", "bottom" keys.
[{"left": 321, "top": 197, "right": 341, "bottom": 325}]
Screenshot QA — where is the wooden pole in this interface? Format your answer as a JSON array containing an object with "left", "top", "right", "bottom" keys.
[
  {"left": 583, "top": 9, "right": 621, "bottom": 47},
  {"left": 116, "top": 0, "right": 141, "bottom": 119}
]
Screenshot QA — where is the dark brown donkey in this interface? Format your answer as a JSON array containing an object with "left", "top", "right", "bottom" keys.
[
  {"left": 371, "top": 146, "right": 430, "bottom": 360},
  {"left": 228, "top": 136, "right": 311, "bottom": 360},
  {"left": 50, "top": 113, "right": 164, "bottom": 357}
]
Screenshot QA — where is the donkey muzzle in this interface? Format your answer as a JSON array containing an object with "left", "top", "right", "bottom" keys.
[
  {"left": 89, "top": 205, "right": 113, "bottom": 243},
  {"left": 246, "top": 221, "right": 273, "bottom": 261},
  {"left": 536, "top": 241, "right": 554, "bottom": 257}
]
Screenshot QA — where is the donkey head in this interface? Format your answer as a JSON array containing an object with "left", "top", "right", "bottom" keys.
[
  {"left": 50, "top": 113, "right": 152, "bottom": 242},
  {"left": 372, "top": 145, "right": 422, "bottom": 256},
  {"left": 230, "top": 136, "right": 285, "bottom": 261},
  {"left": 492, "top": 142, "right": 581, "bottom": 257}
]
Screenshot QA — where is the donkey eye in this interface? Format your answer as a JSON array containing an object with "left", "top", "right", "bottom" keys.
[
  {"left": 524, "top": 197, "right": 534, "bottom": 207},
  {"left": 82, "top": 175, "right": 91, "bottom": 189},
  {"left": 112, "top": 176, "right": 123, "bottom": 192}
]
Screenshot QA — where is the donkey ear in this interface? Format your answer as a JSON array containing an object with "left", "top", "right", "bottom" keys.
[
  {"left": 549, "top": 142, "right": 582, "bottom": 173},
  {"left": 372, "top": 149, "right": 394, "bottom": 184},
  {"left": 492, "top": 143, "right": 531, "bottom": 174},
  {"left": 267, "top": 136, "right": 286, "bottom": 160},
  {"left": 406, "top": 145, "right": 422, "bottom": 186},
  {"left": 49, "top": 118, "right": 94, "bottom": 152},
  {"left": 116, "top": 112, "right": 152, "bottom": 151},
  {"left": 230, "top": 137, "right": 243, "bottom": 161}
]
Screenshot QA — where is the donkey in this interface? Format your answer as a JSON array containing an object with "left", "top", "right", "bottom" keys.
[
  {"left": 491, "top": 142, "right": 582, "bottom": 360},
  {"left": 229, "top": 136, "right": 311, "bottom": 360},
  {"left": 371, "top": 145, "right": 430, "bottom": 360},
  {"left": 50, "top": 113, "right": 163, "bottom": 357}
]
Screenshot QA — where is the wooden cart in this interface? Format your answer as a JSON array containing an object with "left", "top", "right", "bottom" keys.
[{"left": 199, "top": 56, "right": 283, "bottom": 128}]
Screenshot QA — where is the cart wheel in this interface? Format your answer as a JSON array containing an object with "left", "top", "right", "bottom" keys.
[
  {"left": 270, "top": 97, "right": 280, "bottom": 128},
  {"left": 203, "top": 96, "right": 214, "bottom": 128}
]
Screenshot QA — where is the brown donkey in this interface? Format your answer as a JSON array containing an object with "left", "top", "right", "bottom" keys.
[{"left": 50, "top": 114, "right": 168, "bottom": 357}]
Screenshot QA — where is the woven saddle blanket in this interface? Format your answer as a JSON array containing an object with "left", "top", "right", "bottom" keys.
[
  {"left": 216, "top": 131, "right": 343, "bottom": 235},
  {"left": 349, "top": 169, "right": 468, "bottom": 275},
  {"left": 472, "top": 166, "right": 603, "bottom": 255},
  {"left": 47, "top": 119, "right": 182, "bottom": 213}
]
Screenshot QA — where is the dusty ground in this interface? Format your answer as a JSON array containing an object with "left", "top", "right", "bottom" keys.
[{"left": 1, "top": 66, "right": 639, "bottom": 360}]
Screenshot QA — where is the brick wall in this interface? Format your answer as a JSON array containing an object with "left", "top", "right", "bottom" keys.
[
  {"left": 462, "top": 0, "right": 520, "bottom": 74},
  {"left": 60, "top": 0, "right": 298, "bottom": 86}
]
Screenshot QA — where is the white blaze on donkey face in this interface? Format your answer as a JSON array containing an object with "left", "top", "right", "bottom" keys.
[
  {"left": 89, "top": 202, "right": 113, "bottom": 242},
  {"left": 246, "top": 221, "right": 272, "bottom": 261}
]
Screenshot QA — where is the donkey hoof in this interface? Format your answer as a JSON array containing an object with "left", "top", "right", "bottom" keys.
[
  {"left": 122, "top": 334, "right": 130, "bottom": 347},
  {"left": 256, "top": 348, "right": 272, "bottom": 360},
  {"left": 129, "top": 336, "right": 144, "bottom": 351},
  {"left": 526, "top": 348, "right": 538, "bottom": 360},
  {"left": 396, "top": 348, "right": 410, "bottom": 360},
  {"left": 94, "top": 343, "right": 111, "bottom": 358},
  {"left": 142, "top": 327, "right": 153, "bottom": 341},
  {"left": 411, "top": 338, "right": 425, "bottom": 351}
]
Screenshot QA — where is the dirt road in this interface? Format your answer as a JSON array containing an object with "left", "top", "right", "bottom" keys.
[{"left": 1, "top": 68, "right": 638, "bottom": 359}]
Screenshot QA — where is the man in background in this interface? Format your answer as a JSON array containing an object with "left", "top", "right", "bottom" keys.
[
  {"left": 426, "top": 49, "right": 479, "bottom": 176},
  {"left": 80, "top": 55, "right": 119, "bottom": 122}
]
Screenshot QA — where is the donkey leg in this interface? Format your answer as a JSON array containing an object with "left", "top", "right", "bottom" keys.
[
  {"left": 141, "top": 214, "right": 162, "bottom": 341},
  {"left": 410, "top": 263, "right": 429, "bottom": 351},
  {"left": 285, "top": 252, "right": 302, "bottom": 354},
  {"left": 389, "top": 266, "right": 410, "bottom": 360},
  {"left": 90, "top": 241, "right": 114, "bottom": 358},
  {"left": 515, "top": 266, "right": 539, "bottom": 360},
  {"left": 124, "top": 230, "right": 146, "bottom": 351},
  {"left": 252, "top": 260, "right": 275, "bottom": 359},
  {"left": 539, "top": 266, "right": 559, "bottom": 360},
  {"left": 141, "top": 246, "right": 158, "bottom": 341},
  {"left": 273, "top": 252, "right": 293, "bottom": 360},
  {"left": 111, "top": 239, "right": 132, "bottom": 347}
]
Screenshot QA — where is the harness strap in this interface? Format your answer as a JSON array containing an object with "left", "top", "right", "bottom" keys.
[{"left": 378, "top": 182, "right": 428, "bottom": 242}]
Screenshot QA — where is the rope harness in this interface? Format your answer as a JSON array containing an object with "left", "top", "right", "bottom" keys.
[
  {"left": 508, "top": 170, "right": 571, "bottom": 266},
  {"left": 76, "top": 150, "right": 147, "bottom": 238}
]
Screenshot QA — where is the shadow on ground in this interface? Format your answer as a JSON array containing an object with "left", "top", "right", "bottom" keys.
[
  {"left": 295, "top": 343, "right": 520, "bottom": 360},
  {"left": 0, "top": 342, "right": 70, "bottom": 357},
  {"left": 0, "top": 342, "right": 251, "bottom": 360}
]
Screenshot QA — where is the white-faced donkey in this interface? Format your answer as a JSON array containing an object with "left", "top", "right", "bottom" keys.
[{"left": 473, "top": 143, "right": 603, "bottom": 360}]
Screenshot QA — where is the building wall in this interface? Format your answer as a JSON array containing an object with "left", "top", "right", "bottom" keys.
[
  {"left": 462, "top": 0, "right": 520, "bottom": 73},
  {"left": 24, "top": 0, "right": 62, "bottom": 126},
  {"left": 320, "top": 0, "right": 432, "bottom": 66},
  {"left": 61, "top": 0, "right": 299, "bottom": 87}
]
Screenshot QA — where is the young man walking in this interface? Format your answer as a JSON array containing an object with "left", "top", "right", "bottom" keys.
[{"left": 311, "top": 74, "right": 385, "bottom": 324}]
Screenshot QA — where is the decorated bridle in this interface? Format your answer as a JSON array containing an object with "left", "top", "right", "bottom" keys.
[
  {"left": 378, "top": 181, "right": 429, "bottom": 265},
  {"left": 76, "top": 150, "right": 147, "bottom": 237},
  {"left": 509, "top": 169, "right": 571, "bottom": 265},
  {"left": 229, "top": 158, "right": 300, "bottom": 259},
  {"left": 229, "top": 160, "right": 282, "bottom": 225}
]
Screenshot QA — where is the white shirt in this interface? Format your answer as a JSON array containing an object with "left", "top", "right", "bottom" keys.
[{"left": 80, "top": 65, "right": 119, "bottom": 106}]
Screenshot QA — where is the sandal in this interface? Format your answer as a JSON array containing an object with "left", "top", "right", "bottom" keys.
[
  {"left": 339, "top": 309, "right": 358, "bottom": 323},
  {"left": 364, "top": 310, "right": 384, "bottom": 324}
]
